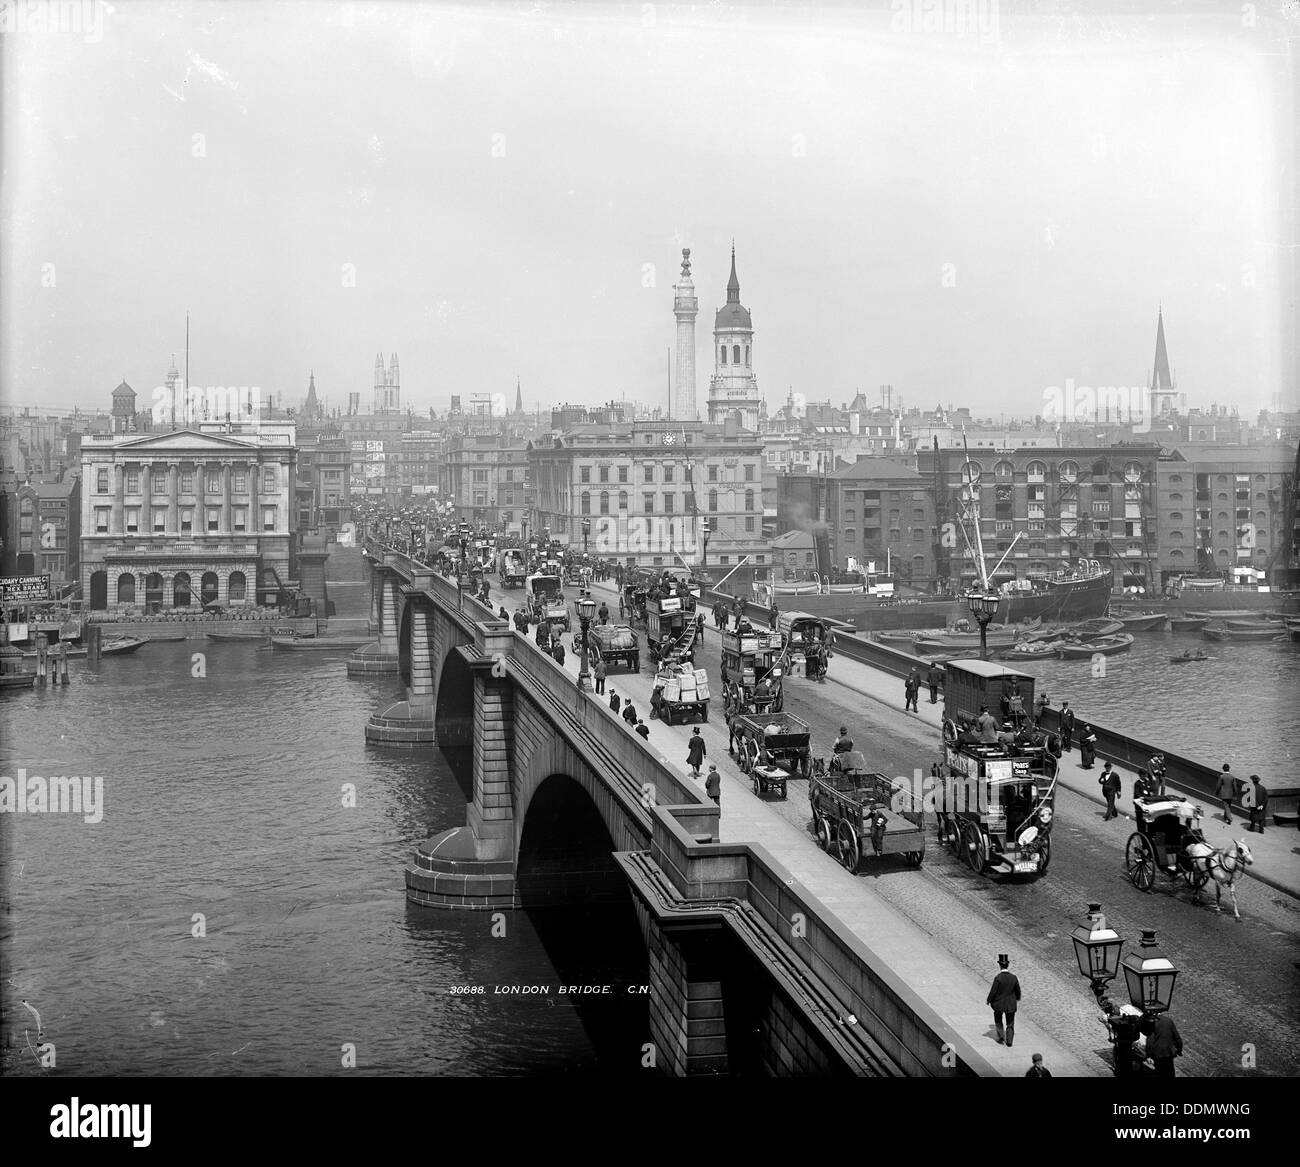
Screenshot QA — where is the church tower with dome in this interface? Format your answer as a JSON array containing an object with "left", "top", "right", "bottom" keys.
[{"left": 706, "top": 244, "right": 761, "bottom": 430}]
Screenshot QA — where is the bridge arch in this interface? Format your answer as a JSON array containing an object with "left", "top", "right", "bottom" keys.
[
  {"left": 517, "top": 772, "right": 626, "bottom": 908},
  {"left": 434, "top": 640, "right": 475, "bottom": 754}
]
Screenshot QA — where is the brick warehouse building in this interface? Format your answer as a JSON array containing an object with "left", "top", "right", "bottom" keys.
[{"left": 918, "top": 444, "right": 1165, "bottom": 591}]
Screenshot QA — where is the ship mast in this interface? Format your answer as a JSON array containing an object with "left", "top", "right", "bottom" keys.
[{"left": 962, "top": 433, "right": 993, "bottom": 592}]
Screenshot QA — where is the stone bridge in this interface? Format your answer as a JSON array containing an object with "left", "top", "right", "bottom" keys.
[{"left": 349, "top": 538, "right": 996, "bottom": 1078}]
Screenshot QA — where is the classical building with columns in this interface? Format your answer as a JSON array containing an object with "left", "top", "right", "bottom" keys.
[{"left": 78, "top": 423, "right": 297, "bottom": 612}]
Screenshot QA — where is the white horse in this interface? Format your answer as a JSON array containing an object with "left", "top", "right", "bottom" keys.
[{"left": 1184, "top": 839, "right": 1254, "bottom": 919}]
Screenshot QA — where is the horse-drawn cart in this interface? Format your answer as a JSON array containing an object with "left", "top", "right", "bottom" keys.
[
  {"left": 1126, "top": 796, "right": 1209, "bottom": 894},
  {"left": 809, "top": 751, "right": 925, "bottom": 870},
  {"left": 728, "top": 710, "right": 811, "bottom": 796}
]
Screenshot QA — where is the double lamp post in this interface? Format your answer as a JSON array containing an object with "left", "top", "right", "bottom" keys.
[
  {"left": 1072, "top": 903, "right": 1180, "bottom": 1077},
  {"left": 967, "top": 590, "right": 1000, "bottom": 660},
  {"left": 575, "top": 590, "right": 597, "bottom": 691}
]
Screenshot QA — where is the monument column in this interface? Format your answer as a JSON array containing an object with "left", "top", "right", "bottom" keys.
[
  {"left": 167, "top": 463, "right": 179, "bottom": 534},
  {"left": 112, "top": 464, "right": 125, "bottom": 534}
]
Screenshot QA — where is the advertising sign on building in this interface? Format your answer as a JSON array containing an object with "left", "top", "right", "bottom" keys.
[{"left": 0, "top": 575, "right": 52, "bottom": 603}]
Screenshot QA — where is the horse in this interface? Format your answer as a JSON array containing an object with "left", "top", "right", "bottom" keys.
[{"left": 1184, "top": 838, "right": 1254, "bottom": 919}]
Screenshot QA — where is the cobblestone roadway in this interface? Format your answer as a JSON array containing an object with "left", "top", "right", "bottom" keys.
[{"left": 489, "top": 580, "right": 1300, "bottom": 1076}]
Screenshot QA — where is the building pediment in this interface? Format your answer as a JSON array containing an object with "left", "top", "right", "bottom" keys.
[{"left": 94, "top": 429, "right": 265, "bottom": 453}]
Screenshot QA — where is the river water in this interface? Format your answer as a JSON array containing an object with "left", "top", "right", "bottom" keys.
[
  {"left": 995, "top": 630, "right": 1299, "bottom": 775},
  {"left": 0, "top": 553, "right": 647, "bottom": 1077}
]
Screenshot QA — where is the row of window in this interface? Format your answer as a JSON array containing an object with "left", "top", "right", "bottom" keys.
[
  {"left": 577, "top": 462, "right": 757, "bottom": 485},
  {"left": 110, "top": 571, "right": 249, "bottom": 604},
  {"left": 961, "top": 460, "right": 1148, "bottom": 483},
  {"left": 578, "top": 489, "right": 757, "bottom": 514},
  {"left": 718, "top": 344, "right": 750, "bottom": 365},
  {"left": 97, "top": 468, "right": 280, "bottom": 494},
  {"left": 93, "top": 506, "right": 278, "bottom": 534}
]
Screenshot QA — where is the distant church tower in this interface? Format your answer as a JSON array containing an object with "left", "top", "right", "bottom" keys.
[
  {"left": 1148, "top": 308, "right": 1177, "bottom": 418},
  {"left": 111, "top": 380, "right": 138, "bottom": 434},
  {"left": 707, "top": 244, "right": 760, "bottom": 429},
  {"left": 373, "top": 352, "right": 400, "bottom": 414},
  {"left": 303, "top": 370, "right": 320, "bottom": 420},
  {"left": 673, "top": 248, "right": 698, "bottom": 420}
]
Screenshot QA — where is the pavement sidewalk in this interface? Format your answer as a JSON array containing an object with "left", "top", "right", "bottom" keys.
[{"left": 819, "top": 647, "right": 1300, "bottom": 902}]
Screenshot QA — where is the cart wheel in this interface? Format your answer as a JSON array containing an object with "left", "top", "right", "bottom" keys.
[
  {"left": 1037, "top": 837, "right": 1051, "bottom": 875},
  {"left": 701, "top": 705, "right": 709, "bottom": 723},
  {"left": 962, "top": 822, "right": 987, "bottom": 873},
  {"left": 905, "top": 848, "right": 924, "bottom": 868},
  {"left": 838, "top": 822, "right": 860, "bottom": 872},
  {"left": 752, "top": 773, "right": 760, "bottom": 795},
  {"left": 777, "top": 780, "right": 787, "bottom": 800},
  {"left": 816, "top": 816, "right": 834, "bottom": 851},
  {"left": 1125, "top": 833, "right": 1156, "bottom": 891},
  {"left": 632, "top": 655, "right": 640, "bottom": 672}
]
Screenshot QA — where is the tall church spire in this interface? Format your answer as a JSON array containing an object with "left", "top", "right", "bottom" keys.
[
  {"left": 726, "top": 241, "right": 740, "bottom": 302},
  {"left": 1151, "top": 307, "right": 1173, "bottom": 393},
  {"left": 515, "top": 376, "right": 523, "bottom": 415}
]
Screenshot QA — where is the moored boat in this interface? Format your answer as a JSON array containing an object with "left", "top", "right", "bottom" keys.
[
  {"left": 1112, "top": 612, "right": 1168, "bottom": 632},
  {"left": 1201, "top": 625, "right": 1285, "bottom": 642},
  {"left": 206, "top": 630, "right": 272, "bottom": 643},
  {"left": 1169, "top": 650, "right": 1210, "bottom": 663},
  {"left": 100, "top": 636, "right": 148, "bottom": 656},
  {"left": 1170, "top": 616, "right": 1208, "bottom": 633},
  {"left": 1057, "top": 633, "right": 1135, "bottom": 659},
  {"left": 269, "top": 635, "right": 373, "bottom": 651}
]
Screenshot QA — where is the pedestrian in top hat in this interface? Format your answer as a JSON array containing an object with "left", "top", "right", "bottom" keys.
[
  {"left": 1132, "top": 768, "right": 1155, "bottom": 802},
  {"left": 687, "top": 727, "right": 707, "bottom": 777},
  {"left": 1099, "top": 761, "right": 1121, "bottom": 820},
  {"left": 1059, "top": 702, "right": 1075, "bottom": 751},
  {"left": 986, "top": 954, "right": 1021, "bottom": 1047},
  {"left": 1025, "top": 1054, "right": 1051, "bottom": 1078},
  {"left": 1216, "top": 764, "right": 1237, "bottom": 825}
]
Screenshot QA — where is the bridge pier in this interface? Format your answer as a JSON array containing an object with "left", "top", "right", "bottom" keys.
[{"left": 348, "top": 558, "right": 401, "bottom": 676}]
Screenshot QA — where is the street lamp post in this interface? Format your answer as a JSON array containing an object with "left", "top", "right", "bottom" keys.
[
  {"left": 1072, "top": 904, "right": 1180, "bottom": 1077},
  {"left": 967, "top": 591, "right": 1000, "bottom": 660},
  {"left": 575, "top": 591, "right": 597, "bottom": 691},
  {"left": 701, "top": 516, "right": 711, "bottom": 576},
  {"left": 582, "top": 517, "right": 591, "bottom": 557}
]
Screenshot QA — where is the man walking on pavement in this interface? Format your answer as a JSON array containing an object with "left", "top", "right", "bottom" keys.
[
  {"left": 986, "top": 954, "right": 1020, "bottom": 1047},
  {"left": 609, "top": 689, "right": 621, "bottom": 715},
  {"left": 687, "top": 727, "right": 707, "bottom": 778},
  {"left": 1146, "top": 1012, "right": 1183, "bottom": 1078},
  {"left": 1216, "top": 764, "right": 1237, "bottom": 824},
  {"left": 1079, "top": 724, "right": 1097, "bottom": 769},
  {"left": 904, "top": 668, "right": 920, "bottom": 713},
  {"left": 1099, "top": 762, "right": 1121, "bottom": 820},
  {"left": 927, "top": 664, "right": 940, "bottom": 704},
  {"left": 593, "top": 657, "right": 607, "bottom": 695},
  {"left": 1059, "top": 702, "right": 1075, "bottom": 752},
  {"left": 705, "top": 765, "right": 721, "bottom": 805}
]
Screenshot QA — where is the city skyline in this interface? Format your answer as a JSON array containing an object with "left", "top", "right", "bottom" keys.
[{"left": 2, "top": 3, "right": 1293, "bottom": 420}]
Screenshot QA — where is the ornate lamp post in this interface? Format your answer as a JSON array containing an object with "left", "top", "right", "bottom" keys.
[
  {"left": 582, "top": 516, "right": 591, "bottom": 557},
  {"left": 966, "top": 590, "right": 1000, "bottom": 660},
  {"left": 1072, "top": 904, "right": 1180, "bottom": 1077},
  {"left": 701, "top": 516, "right": 711, "bottom": 577},
  {"left": 575, "top": 591, "right": 597, "bottom": 691}
]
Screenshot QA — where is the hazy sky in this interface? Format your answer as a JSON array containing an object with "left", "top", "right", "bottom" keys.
[{"left": 2, "top": 1, "right": 1293, "bottom": 421}]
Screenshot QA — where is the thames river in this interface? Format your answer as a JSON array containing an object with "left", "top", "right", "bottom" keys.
[{"left": 0, "top": 603, "right": 647, "bottom": 1077}]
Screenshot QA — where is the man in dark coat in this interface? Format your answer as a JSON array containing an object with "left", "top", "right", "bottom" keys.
[
  {"left": 1025, "top": 1054, "right": 1051, "bottom": 1078},
  {"left": 927, "top": 664, "right": 940, "bottom": 704},
  {"left": 635, "top": 719, "right": 650, "bottom": 740},
  {"left": 1059, "top": 702, "right": 1075, "bottom": 752},
  {"left": 986, "top": 954, "right": 1021, "bottom": 1047},
  {"left": 597, "top": 601, "right": 609, "bottom": 625},
  {"left": 609, "top": 690, "right": 621, "bottom": 715},
  {"left": 1079, "top": 725, "right": 1097, "bottom": 769},
  {"left": 551, "top": 640, "right": 566, "bottom": 667},
  {"left": 1215, "top": 764, "right": 1237, "bottom": 825},
  {"left": 904, "top": 669, "right": 920, "bottom": 713},
  {"left": 705, "top": 765, "right": 721, "bottom": 805},
  {"left": 1146, "top": 1012, "right": 1183, "bottom": 1078},
  {"left": 622, "top": 701, "right": 638, "bottom": 726},
  {"left": 1245, "top": 775, "right": 1267, "bottom": 834},
  {"left": 1099, "top": 762, "right": 1121, "bottom": 820},
  {"left": 686, "top": 728, "right": 707, "bottom": 777}
]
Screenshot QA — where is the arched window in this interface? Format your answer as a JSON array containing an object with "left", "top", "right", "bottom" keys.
[
  {"left": 744, "top": 489, "right": 754, "bottom": 511},
  {"left": 117, "top": 573, "right": 136, "bottom": 604},
  {"left": 144, "top": 573, "right": 164, "bottom": 607},
  {"left": 618, "top": 490, "right": 628, "bottom": 512},
  {"left": 580, "top": 491, "right": 591, "bottom": 515},
  {"left": 89, "top": 571, "right": 107, "bottom": 610},
  {"left": 709, "top": 489, "right": 718, "bottom": 511},
  {"left": 174, "top": 572, "right": 192, "bottom": 607},
  {"left": 1168, "top": 492, "right": 1182, "bottom": 502},
  {"left": 20, "top": 497, "right": 33, "bottom": 514},
  {"left": 228, "top": 571, "right": 247, "bottom": 602},
  {"left": 1026, "top": 461, "right": 1046, "bottom": 481},
  {"left": 994, "top": 460, "right": 1014, "bottom": 480},
  {"left": 744, "top": 345, "right": 750, "bottom": 364},
  {"left": 1168, "top": 512, "right": 1182, "bottom": 522},
  {"left": 732, "top": 344, "right": 741, "bottom": 364},
  {"left": 720, "top": 346, "right": 727, "bottom": 365},
  {"left": 1170, "top": 549, "right": 1184, "bottom": 561},
  {"left": 1058, "top": 461, "right": 1078, "bottom": 482},
  {"left": 599, "top": 491, "right": 610, "bottom": 515},
  {"left": 201, "top": 572, "right": 219, "bottom": 605}
]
